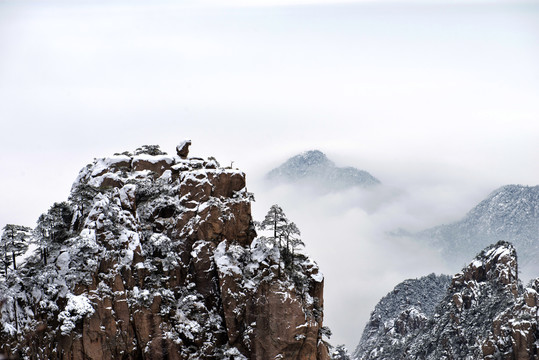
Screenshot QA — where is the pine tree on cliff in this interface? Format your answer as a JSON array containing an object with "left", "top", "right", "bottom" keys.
[
  {"left": 35, "top": 202, "right": 73, "bottom": 265},
  {"left": 35, "top": 213, "right": 51, "bottom": 265},
  {"left": 281, "top": 220, "right": 304, "bottom": 268},
  {"left": 46, "top": 202, "right": 73, "bottom": 243},
  {"left": 1, "top": 238, "right": 12, "bottom": 276},
  {"left": 260, "top": 204, "right": 285, "bottom": 277},
  {"left": 69, "top": 183, "right": 99, "bottom": 231},
  {"left": 134, "top": 144, "right": 166, "bottom": 156},
  {"left": 0, "top": 229, "right": 13, "bottom": 277},
  {"left": 259, "top": 204, "right": 304, "bottom": 277},
  {"left": 0, "top": 224, "right": 31, "bottom": 274}
]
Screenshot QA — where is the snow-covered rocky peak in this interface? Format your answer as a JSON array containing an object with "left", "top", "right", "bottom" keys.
[
  {"left": 353, "top": 273, "right": 451, "bottom": 360},
  {"left": 0, "top": 144, "right": 330, "bottom": 359},
  {"left": 354, "top": 241, "right": 539, "bottom": 360},
  {"left": 452, "top": 241, "right": 518, "bottom": 293},
  {"left": 267, "top": 150, "right": 380, "bottom": 190}
]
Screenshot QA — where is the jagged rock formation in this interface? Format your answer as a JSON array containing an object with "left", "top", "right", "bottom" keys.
[
  {"left": 267, "top": 150, "right": 380, "bottom": 191},
  {"left": 354, "top": 241, "right": 539, "bottom": 360},
  {"left": 0, "top": 144, "right": 330, "bottom": 360},
  {"left": 482, "top": 277, "right": 539, "bottom": 359},
  {"left": 418, "top": 184, "right": 539, "bottom": 277}
]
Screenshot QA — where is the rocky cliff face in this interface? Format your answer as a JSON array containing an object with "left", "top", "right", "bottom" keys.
[
  {"left": 0, "top": 144, "right": 330, "bottom": 360},
  {"left": 354, "top": 241, "right": 539, "bottom": 360}
]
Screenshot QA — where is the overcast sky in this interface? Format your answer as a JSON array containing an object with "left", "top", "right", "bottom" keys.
[{"left": 1, "top": 0, "right": 539, "bottom": 350}]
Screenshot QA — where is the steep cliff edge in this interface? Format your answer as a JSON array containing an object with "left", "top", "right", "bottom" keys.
[
  {"left": 0, "top": 144, "right": 330, "bottom": 360},
  {"left": 354, "top": 241, "right": 539, "bottom": 360}
]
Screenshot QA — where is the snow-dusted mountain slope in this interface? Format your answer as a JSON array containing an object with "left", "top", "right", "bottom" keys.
[
  {"left": 0, "top": 144, "right": 330, "bottom": 360},
  {"left": 354, "top": 241, "right": 539, "bottom": 360},
  {"left": 417, "top": 184, "right": 539, "bottom": 278},
  {"left": 353, "top": 273, "right": 451, "bottom": 359},
  {"left": 267, "top": 150, "right": 380, "bottom": 190}
]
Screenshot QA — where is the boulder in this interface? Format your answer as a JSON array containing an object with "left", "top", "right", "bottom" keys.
[{"left": 176, "top": 140, "right": 192, "bottom": 159}]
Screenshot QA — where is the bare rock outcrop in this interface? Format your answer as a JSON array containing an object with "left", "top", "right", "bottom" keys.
[
  {"left": 0, "top": 144, "right": 329, "bottom": 359},
  {"left": 176, "top": 140, "right": 191, "bottom": 159}
]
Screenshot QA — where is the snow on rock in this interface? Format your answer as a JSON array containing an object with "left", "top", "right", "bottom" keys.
[
  {"left": 354, "top": 241, "right": 538, "bottom": 360},
  {"left": 354, "top": 273, "right": 451, "bottom": 360},
  {"left": 58, "top": 294, "right": 95, "bottom": 335},
  {"left": 90, "top": 155, "right": 131, "bottom": 178},
  {"left": 133, "top": 154, "right": 174, "bottom": 165},
  {"left": 78, "top": 228, "right": 98, "bottom": 250},
  {"left": 176, "top": 139, "right": 192, "bottom": 158},
  {"left": 0, "top": 144, "right": 330, "bottom": 360},
  {"left": 311, "top": 271, "right": 324, "bottom": 283},
  {"left": 214, "top": 240, "right": 243, "bottom": 277},
  {"left": 118, "top": 229, "right": 141, "bottom": 265},
  {"left": 56, "top": 252, "right": 70, "bottom": 272}
]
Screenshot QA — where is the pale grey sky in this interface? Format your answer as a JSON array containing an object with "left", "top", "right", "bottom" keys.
[{"left": 1, "top": 0, "right": 539, "bottom": 349}]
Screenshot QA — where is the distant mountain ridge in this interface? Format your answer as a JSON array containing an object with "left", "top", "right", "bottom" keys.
[
  {"left": 417, "top": 184, "right": 539, "bottom": 277},
  {"left": 267, "top": 150, "right": 380, "bottom": 190}
]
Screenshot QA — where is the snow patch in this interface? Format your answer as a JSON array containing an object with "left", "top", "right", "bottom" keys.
[
  {"left": 133, "top": 154, "right": 174, "bottom": 164},
  {"left": 311, "top": 271, "right": 324, "bottom": 283},
  {"left": 119, "top": 230, "right": 141, "bottom": 265},
  {"left": 471, "top": 259, "right": 483, "bottom": 269},
  {"left": 56, "top": 252, "right": 71, "bottom": 272},
  {"left": 215, "top": 241, "right": 243, "bottom": 277},
  {"left": 91, "top": 156, "right": 130, "bottom": 177},
  {"left": 58, "top": 294, "right": 95, "bottom": 335}
]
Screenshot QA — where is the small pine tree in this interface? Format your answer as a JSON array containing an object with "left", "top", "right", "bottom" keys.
[
  {"left": 35, "top": 213, "right": 51, "bottom": 265},
  {"left": 260, "top": 205, "right": 287, "bottom": 276},
  {"left": 134, "top": 145, "right": 166, "bottom": 156},
  {"left": 0, "top": 224, "right": 31, "bottom": 274},
  {"left": 48, "top": 202, "right": 73, "bottom": 243},
  {"left": 332, "top": 345, "right": 351, "bottom": 360},
  {"left": 0, "top": 232, "right": 12, "bottom": 277},
  {"left": 281, "top": 221, "right": 304, "bottom": 269},
  {"left": 113, "top": 150, "right": 133, "bottom": 157},
  {"left": 35, "top": 202, "right": 73, "bottom": 265},
  {"left": 69, "top": 183, "right": 99, "bottom": 231}
]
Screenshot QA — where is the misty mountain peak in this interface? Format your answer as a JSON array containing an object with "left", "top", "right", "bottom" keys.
[
  {"left": 267, "top": 150, "right": 380, "bottom": 190},
  {"left": 268, "top": 150, "right": 334, "bottom": 180},
  {"left": 295, "top": 149, "right": 331, "bottom": 163}
]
